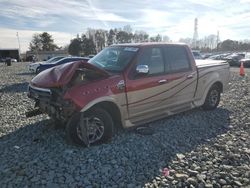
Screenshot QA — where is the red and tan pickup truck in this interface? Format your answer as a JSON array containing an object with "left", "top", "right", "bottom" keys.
[{"left": 27, "top": 43, "right": 230, "bottom": 146}]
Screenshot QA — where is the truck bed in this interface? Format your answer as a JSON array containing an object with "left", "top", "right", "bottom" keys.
[
  {"left": 193, "top": 59, "right": 230, "bottom": 107},
  {"left": 196, "top": 60, "right": 228, "bottom": 68}
]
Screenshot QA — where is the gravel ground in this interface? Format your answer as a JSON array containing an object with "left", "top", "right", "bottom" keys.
[{"left": 0, "top": 62, "right": 249, "bottom": 188}]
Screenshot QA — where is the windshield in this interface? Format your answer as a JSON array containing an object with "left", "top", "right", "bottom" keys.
[{"left": 89, "top": 46, "right": 138, "bottom": 72}]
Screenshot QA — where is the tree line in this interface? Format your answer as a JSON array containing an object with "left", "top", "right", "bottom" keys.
[
  {"left": 29, "top": 32, "right": 59, "bottom": 51},
  {"left": 180, "top": 36, "right": 250, "bottom": 52},
  {"left": 29, "top": 26, "right": 250, "bottom": 55},
  {"left": 67, "top": 26, "right": 169, "bottom": 56}
]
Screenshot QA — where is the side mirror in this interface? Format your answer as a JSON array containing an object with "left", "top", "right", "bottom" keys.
[{"left": 136, "top": 65, "right": 149, "bottom": 74}]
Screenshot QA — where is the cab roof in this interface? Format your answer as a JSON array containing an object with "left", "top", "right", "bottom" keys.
[{"left": 110, "top": 42, "right": 187, "bottom": 48}]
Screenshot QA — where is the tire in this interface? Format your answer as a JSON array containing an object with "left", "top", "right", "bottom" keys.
[
  {"left": 202, "top": 85, "right": 221, "bottom": 110},
  {"left": 66, "top": 108, "right": 114, "bottom": 146}
]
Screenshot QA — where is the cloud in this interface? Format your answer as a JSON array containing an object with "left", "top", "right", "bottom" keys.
[
  {"left": 1, "top": 0, "right": 250, "bottom": 50},
  {"left": 240, "top": 0, "right": 250, "bottom": 2},
  {"left": 0, "top": 28, "right": 72, "bottom": 52},
  {"left": 0, "top": 0, "right": 133, "bottom": 30}
]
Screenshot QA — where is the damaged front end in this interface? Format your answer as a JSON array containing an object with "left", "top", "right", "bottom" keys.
[
  {"left": 27, "top": 85, "right": 76, "bottom": 123},
  {"left": 26, "top": 60, "right": 109, "bottom": 125}
]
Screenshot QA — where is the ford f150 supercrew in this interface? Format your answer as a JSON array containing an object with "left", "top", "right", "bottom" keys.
[{"left": 27, "top": 43, "right": 230, "bottom": 146}]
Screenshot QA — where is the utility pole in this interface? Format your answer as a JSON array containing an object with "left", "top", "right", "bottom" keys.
[
  {"left": 216, "top": 30, "right": 220, "bottom": 52},
  {"left": 16, "top": 32, "right": 21, "bottom": 61},
  {"left": 192, "top": 18, "right": 199, "bottom": 49}
]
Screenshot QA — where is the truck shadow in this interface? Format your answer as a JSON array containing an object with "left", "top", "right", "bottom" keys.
[{"left": 0, "top": 107, "right": 230, "bottom": 186}]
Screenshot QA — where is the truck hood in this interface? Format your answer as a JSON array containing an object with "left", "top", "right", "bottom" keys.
[{"left": 31, "top": 60, "right": 109, "bottom": 88}]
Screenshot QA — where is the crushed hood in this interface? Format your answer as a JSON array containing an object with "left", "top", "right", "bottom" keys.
[{"left": 31, "top": 60, "right": 109, "bottom": 88}]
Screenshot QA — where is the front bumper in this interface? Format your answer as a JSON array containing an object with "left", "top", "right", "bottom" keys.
[
  {"left": 28, "top": 85, "right": 51, "bottom": 99},
  {"left": 27, "top": 84, "right": 75, "bottom": 120}
]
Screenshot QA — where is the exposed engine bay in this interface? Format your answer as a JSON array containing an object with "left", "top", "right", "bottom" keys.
[{"left": 68, "top": 67, "right": 105, "bottom": 86}]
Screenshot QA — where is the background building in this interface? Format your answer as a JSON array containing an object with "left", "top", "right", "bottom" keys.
[
  {"left": 0, "top": 48, "right": 19, "bottom": 61},
  {"left": 26, "top": 50, "right": 68, "bottom": 61}
]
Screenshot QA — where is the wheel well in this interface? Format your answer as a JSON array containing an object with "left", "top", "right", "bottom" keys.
[
  {"left": 213, "top": 81, "right": 223, "bottom": 92},
  {"left": 92, "top": 101, "right": 122, "bottom": 128}
]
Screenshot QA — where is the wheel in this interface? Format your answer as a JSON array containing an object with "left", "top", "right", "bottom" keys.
[
  {"left": 202, "top": 85, "right": 221, "bottom": 110},
  {"left": 66, "top": 108, "right": 114, "bottom": 146}
]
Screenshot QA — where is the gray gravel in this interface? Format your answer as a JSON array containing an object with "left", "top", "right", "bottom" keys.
[{"left": 0, "top": 62, "right": 249, "bottom": 187}]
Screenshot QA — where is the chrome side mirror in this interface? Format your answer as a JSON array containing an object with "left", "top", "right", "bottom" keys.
[{"left": 136, "top": 65, "right": 149, "bottom": 74}]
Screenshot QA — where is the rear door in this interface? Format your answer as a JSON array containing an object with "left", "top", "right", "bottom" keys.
[{"left": 162, "top": 45, "right": 197, "bottom": 110}]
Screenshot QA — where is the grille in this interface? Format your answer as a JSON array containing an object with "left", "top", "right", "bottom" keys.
[{"left": 28, "top": 85, "right": 51, "bottom": 100}]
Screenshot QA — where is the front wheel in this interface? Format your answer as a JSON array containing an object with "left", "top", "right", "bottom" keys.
[
  {"left": 66, "top": 108, "right": 114, "bottom": 146},
  {"left": 202, "top": 85, "right": 221, "bottom": 110}
]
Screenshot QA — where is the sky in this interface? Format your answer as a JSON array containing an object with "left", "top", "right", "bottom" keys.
[{"left": 0, "top": 0, "right": 250, "bottom": 52}]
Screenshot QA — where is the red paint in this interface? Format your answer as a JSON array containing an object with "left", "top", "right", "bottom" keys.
[
  {"left": 31, "top": 60, "right": 108, "bottom": 88},
  {"left": 125, "top": 73, "right": 189, "bottom": 93},
  {"left": 63, "top": 75, "right": 125, "bottom": 109}
]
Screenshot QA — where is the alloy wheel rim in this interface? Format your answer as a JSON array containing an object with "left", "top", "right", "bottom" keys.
[
  {"left": 209, "top": 90, "right": 219, "bottom": 106},
  {"left": 77, "top": 117, "right": 105, "bottom": 144}
]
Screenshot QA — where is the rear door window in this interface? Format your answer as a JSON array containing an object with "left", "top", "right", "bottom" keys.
[{"left": 163, "top": 46, "right": 191, "bottom": 73}]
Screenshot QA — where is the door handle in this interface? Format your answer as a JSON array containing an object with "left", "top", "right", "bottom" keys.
[
  {"left": 158, "top": 79, "right": 167, "bottom": 84},
  {"left": 186, "top": 74, "right": 194, "bottom": 79}
]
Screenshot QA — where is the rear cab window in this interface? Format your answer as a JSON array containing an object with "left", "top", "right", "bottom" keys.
[{"left": 163, "top": 46, "right": 192, "bottom": 73}]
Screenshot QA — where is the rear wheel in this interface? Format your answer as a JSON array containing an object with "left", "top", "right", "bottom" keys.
[
  {"left": 66, "top": 108, "right": 114, "bottom": 146},
  {"left": 202, "top": 85, "right": 221, "bottom": 110}
]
